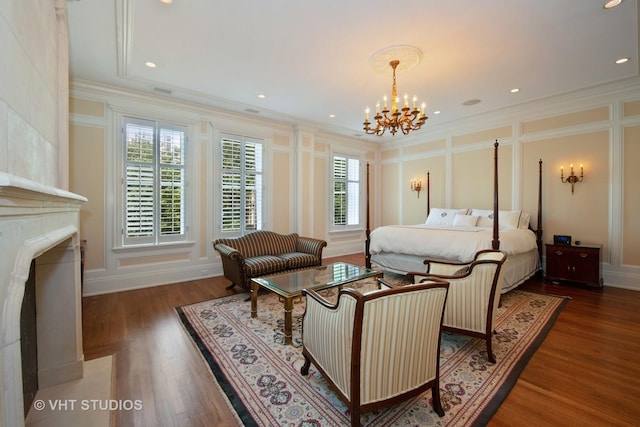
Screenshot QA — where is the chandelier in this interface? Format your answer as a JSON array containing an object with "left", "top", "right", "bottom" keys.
[{"left": 363, "top": 59, "right": 427, "bottom": 136}]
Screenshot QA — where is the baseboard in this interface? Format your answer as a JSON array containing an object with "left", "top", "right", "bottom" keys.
[{"left": 83, "top": 263, "right": 224, "bottom": 296}]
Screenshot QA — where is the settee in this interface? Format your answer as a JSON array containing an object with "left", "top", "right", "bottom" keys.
[{"left": 214, "top": 231, "right": 328, "bottom": 291}]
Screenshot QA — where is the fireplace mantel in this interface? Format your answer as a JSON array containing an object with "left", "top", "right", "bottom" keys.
[
  {"left": 0, "top": 172, "right": 87, "bottom": 427},
  {"left": 0, "top": 172, "right": 87, "bottom": 206}
]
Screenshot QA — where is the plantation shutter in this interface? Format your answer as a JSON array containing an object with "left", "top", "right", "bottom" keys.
[
  {"left": 332, "top": 154, "right": 361, "bottom": 230},
  {"left": 347, "top": 158, "right": 360, "bottom": 225},
  {"left": 159, "top": 127, "right": 185, "bottom": 236},
  {"left": 333, "top": 157, "right": 347, "bottom": 226},
  {"left": 221, "top": 137, "right": 242, "bottom": 232},
  {"left": 244, "top": 141, "right": 263, "bottom": 231},
  {"left": 123, "top": 117, "right": 186, "bottom": 245},
  {"left": 125, "top": 121, "right": 155, "bottom": 240},
  {"left": 220, "top": 134, "right": 263, "bottom": 235}
]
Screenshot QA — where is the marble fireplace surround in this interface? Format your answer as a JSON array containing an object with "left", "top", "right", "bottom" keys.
[{"left": 0, "top": 173, "right": 86, "bottom": 427}]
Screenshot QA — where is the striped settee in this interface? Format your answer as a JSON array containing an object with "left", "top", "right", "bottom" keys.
[{"left": 214, "top": 231, "right": 327, "bottom": 291}]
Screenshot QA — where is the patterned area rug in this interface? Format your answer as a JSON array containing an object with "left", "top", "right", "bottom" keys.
[{"left": 176, "top": 278, "right": 567, "bottom": 426}]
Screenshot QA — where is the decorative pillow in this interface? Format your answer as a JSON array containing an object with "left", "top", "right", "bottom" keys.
[
  {"left": 519, "top": 211, "right": 531, "bottom": 229},
  {"left": 471, "top": 209, "right": 495, "bottom": 228},
  {"left": 500, "top": 210, "right": 522, "bottom": 230},
  {"left": 471, "top": 209, "right": 522, "bottom": 230},
  {"left": 425, "top": 208, "right": 469, "bottom": 227},
  {"left": 453, "top": 214, "right": 479, "bottom": 227}
]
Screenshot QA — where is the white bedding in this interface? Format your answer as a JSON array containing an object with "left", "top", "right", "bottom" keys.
[{"left": 369, "top": 224, "right": 538, "bottom": 262}]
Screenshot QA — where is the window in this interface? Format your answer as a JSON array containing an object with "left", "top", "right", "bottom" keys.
[
  {"left": 332, "top": 154, "right": 361, "bottom": 231},
  {"left": 220, "top": 133, "right": 263, "bottom": 234},
  {"left": 122, "top": 117, "right": 187, "bottom": 245}
]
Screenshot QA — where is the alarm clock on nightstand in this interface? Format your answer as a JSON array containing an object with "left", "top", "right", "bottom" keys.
[{"left": 553, "top": 235, "right": 572, "bottom": 246}]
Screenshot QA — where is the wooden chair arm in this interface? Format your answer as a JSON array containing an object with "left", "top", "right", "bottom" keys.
[
  {"left": 376, "top": 277, "right": 399, "bottom": 289},
  {"left": 302, "top": 288, "right": 337, "bottom": 309}
]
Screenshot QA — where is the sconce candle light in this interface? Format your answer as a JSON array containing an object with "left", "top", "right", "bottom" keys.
[
  {"left": 560, "top": 163, "right": 584, "bottom": 194},
  {"left": 410, "top": 179, "right": 422, "bottom": 198}
]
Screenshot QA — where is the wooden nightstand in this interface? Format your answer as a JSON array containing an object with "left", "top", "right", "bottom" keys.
[{"left": 545, "top": 243, "right": 602, "bottom": 290}]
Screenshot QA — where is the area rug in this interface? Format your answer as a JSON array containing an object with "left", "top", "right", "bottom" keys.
[{"left": 176, "top": 279, "right": 567, "bottom": 426}]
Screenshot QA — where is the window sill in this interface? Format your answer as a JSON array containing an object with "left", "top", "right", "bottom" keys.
[
  {"left": 113, "top": 240, "right": 196, "bottom": 254},
  {"left": 329, "top": 228, "right": 365, "bottom": 237}
]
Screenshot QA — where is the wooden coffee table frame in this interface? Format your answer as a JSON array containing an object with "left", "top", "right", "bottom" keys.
[{"left": 250, "top": 262, "right": 382, "bottom": 344}]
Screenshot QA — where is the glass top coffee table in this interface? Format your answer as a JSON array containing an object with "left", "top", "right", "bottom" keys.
[{"left": 250, "top": 262, "right": 382, "bottom": 344}]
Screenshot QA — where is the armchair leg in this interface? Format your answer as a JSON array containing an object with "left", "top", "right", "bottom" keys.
[
  {"left": 300, "top": 354, "right": 311, "bottom": 375},
  {"left": 486, "top": 337, "right": 496, "bottom": 364},
  {"left": 350, "top": 407, "right": 361, "bottom": 427},
  {"left": 432, "top": 385, "right": 445, "bottom": 417},
  {"left": 225, "top": 282, "right": 236, "bottom": 290}
]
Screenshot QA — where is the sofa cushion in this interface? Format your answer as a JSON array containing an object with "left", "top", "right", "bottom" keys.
[
  {"left": 245, "top": 255, "right": 289, "bottom": 277},
  {"left": 215, "top": 237, "right": 254, "bottom": 257},
  {"left": 277, "top": 252, "right": 319, "bottom": 269},
  {"left": 261, "top": 232, "right": 298, "bottom": 255}
]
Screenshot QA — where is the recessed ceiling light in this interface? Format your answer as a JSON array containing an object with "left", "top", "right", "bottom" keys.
[
  {"left": 257, "top": 94, "right": 266, "bottom": 99},
  {"left": 510, "top": 88, "right": 520, "bottom": 93},
  {"left": 615, "top": 57, "right": 629, "bottom": 64},
  {"left": 145, "top": 61, "right": 157, "bottom": 68},
  {"left": 329, "top": 114, "right": 336, "bottom": 118},
  {"left": 603, "top": 0, "right": 622, "bottom": 9},
  {"left": 434, "top": 110, "right": 441, "bottom": 115},
  {"left": 160, "top": 0, "right": 173, "bottom": 4}
]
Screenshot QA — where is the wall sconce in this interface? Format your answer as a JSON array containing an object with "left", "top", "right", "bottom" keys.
[
  {"left": 560, "top": 164, "right": 584, "bottom": 194},
  {"left": 410, "top": 179, "right": 422, "bottom": 198}
]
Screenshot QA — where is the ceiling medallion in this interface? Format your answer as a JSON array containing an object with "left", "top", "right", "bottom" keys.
[{"left": 363, "top": 46, "right": 427, "bottom": 136}]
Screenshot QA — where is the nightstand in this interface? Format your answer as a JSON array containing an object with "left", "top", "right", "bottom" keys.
[{"left": 545, "top": 243, "right": 602, "bottom": 289}]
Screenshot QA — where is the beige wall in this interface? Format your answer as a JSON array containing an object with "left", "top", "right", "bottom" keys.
[
  {"left": 401, "top": 156, "right": 446, "bottom": 224},
  {"left": 69, "top": 123, "right": 105, "bottom": 270},
  {"left": 68, "top": 78, "right": 640, "bottom": 292},
  {"left": 380, "top": 162, "right": 399, "bottom": 225},
  {"left": 377, "top": 97, "right": 640, "bottom": 290},
  {"left": 313, "top": 156, "right": 327, "bottom": 238},
  {"left": 521, "top": 131, "right": 610, "bottom": 260},
  {"left": 452, "top": 144, "right": 513, "bottom": 210},
  {"left": 623, "top": 126, "right": 640, "bottom": 265},
  {"left": 272, "top": 150, "right": 291, "bottom": 233},
  {"left": 68, "top": 86, "right": 378, "bottom": 292}
]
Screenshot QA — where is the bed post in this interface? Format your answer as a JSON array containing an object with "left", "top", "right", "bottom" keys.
[
  {"left": 537, "top": 159, "right": 543, "bottom": 268},
  {"left": 492, "top": 140, "right": 500, "bottom": 250},
  {"left": 365, "top": 162, "right": 372, "bottom": 269}
]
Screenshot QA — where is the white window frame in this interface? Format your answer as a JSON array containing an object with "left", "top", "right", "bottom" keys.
[
  {"left": 218, "top": 133, "right": 264, "bottom": 237},
  {"left": 331, "top": 153, "right": 363, "bottom": 232},
  {"left": 120, "top": 116, "right": 188, "bottom": 246}
]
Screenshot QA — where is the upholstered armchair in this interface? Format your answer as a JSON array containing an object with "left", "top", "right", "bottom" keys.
[
  {"left": 300, "top": 278, "right": 449, "bottom": 427},
  {"left": 410, "top": 249, "right": 507, "bottom": 364}
]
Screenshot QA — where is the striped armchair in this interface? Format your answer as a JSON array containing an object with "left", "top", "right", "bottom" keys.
[
  {"left": 410, "top": 249, "right": 507, "bottom": 364},
  {"left": 300, "top": 278, "right": 449, "bottom": 426}
]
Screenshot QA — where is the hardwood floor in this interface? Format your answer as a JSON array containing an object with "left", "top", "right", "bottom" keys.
[{"left": 82, "top": 254, "right": 640, "bottom": 426}]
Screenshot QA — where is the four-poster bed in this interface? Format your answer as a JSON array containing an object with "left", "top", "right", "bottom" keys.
[{"left": 364, "top": 141, "right": 544, "bottom": 293}]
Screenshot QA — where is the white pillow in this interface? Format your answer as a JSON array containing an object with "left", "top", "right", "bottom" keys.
[
  {"left": 519, "top": 212, "right": 531, "bottom": 229},
  {"left": 471, "top": 209, "right": 522, "bottom": 230},
  {"left": 471, "top": 209, "right": 494, "bottom": 228},
  {"left": 453, "top": 214, "right": 479, "bottom": 227},
  {"left": 425, "top": 208, "right": 469, "bottom": 227}
]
